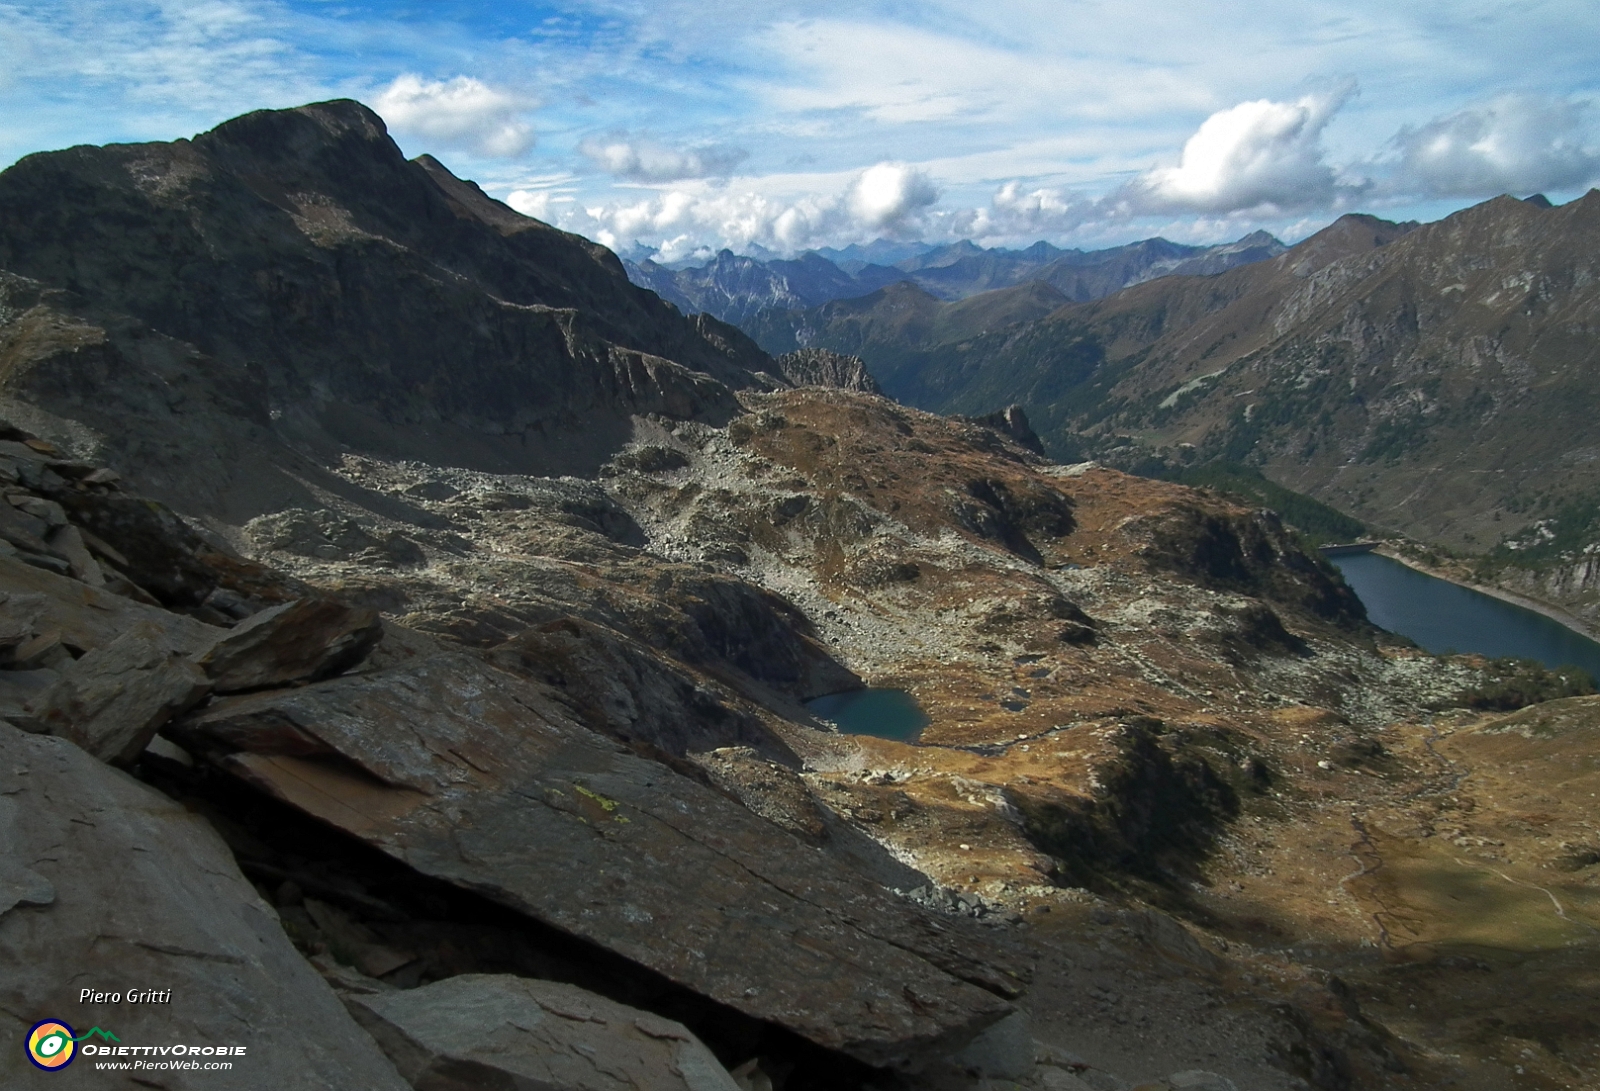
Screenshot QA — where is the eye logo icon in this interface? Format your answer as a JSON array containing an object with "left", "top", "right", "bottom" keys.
[{"left": 26, "top": 1020, "right": 76, "bottom": 1070}]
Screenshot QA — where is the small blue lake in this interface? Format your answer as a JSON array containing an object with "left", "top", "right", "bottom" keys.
[
  {"left": 1329, "top": 551, "right": 1600, "bottom": 681},
  {"left": 806, "top": 688, "right": 930, "bottom": 742}
]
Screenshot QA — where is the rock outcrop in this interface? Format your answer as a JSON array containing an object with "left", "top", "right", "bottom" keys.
[
  {"left": 963, "top": 404, "right": 1046, "bottom": 456},
  {"left": 0, "top": 421, "right": 297, "bottom": 616},
  {"left": 488, "top": 618, "right": 801, "bottom": 763},
  {"left": 0, "top": 723, "right": 410, "bottom": 1090},
  {"left": 26, "top": 621, "right": 211, "bottom": 764},
  {"left": 773, "top": 349, "right": 882, "bottom": 394}
]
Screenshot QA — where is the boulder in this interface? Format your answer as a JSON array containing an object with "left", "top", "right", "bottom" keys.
[
  {"left": 174, "top": 652, "right": 1028, "bottom": 1069},
  {"left": 1124, "top": 909, "right": 1222, "bottom": 972},
  {"left": 0, "top": 498, "right": 54, "bottom": 556},
  {"left": 0, "top": 669, "right": 57, "bottom": 723},
  {"left": 26, "top": 621, "right": 210, "bottom": 763},
  {"left": 43, "top": 524, "right": 104, "bottom": 585},
  {"left": 0, "top": 589, "right": 47, "bottom": 654},
  {"left": 0, "top": 722, "right": 410, "bottom": 1089},
  {"left": 346, "top": 974, "right": 740, "bottom": 1091},
  {"left": 195, "top": 598, "right": 383, "bottom": 693}
]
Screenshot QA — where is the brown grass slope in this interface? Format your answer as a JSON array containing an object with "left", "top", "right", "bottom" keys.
[
  {"left": 1102, "top": 192, "right": 1600, "bottom": 551},
  {"left": 864, "top": 193, "right": 1600, "bottom": 554}
]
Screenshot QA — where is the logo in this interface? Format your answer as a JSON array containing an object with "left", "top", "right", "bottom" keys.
[
  {"left": 27, "top": 1020, "right": 75, "bottom": 1070},
  {"left": 26, "top": 1022, "right": 119, "bottom": 1071}
]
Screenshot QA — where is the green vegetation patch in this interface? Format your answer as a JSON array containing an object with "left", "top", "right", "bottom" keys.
[
  {"left": 1480, "top": 492, "right": 1600, "bottom": 574},
  {"left": 1167, "top": 461, "right": 1367, "bottom": 546},
  {"left": 1436, "top": 656, "right": 1597, "bottom": 712}
]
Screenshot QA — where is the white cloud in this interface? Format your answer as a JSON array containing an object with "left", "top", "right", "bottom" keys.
[
  {"left": 846, "top": 163, "right": 939, "bottom": 231},
  {"left": 961, "top": 181, "right": 1094, "bottom": 238},
  {"left": 578, "top": 135, "right": 748, "bottom": 181},
  {"left": 373, "top": 74, "right": 535, "bottom": 158},
  {"left": 507, "top": 160, "right": 939, "bottom": 257},
  {"left": 505, "top": 189, "right": 557, "bottom": 221},
  {"left": 1385, "top": 94, "right": 1600, "bottom": 198},
  {"left": 755, "top": 16, "right": 1212, "bottom": 129},
  {"left": 1119, "top": 85, "right": 1360, "bottom": 215}
]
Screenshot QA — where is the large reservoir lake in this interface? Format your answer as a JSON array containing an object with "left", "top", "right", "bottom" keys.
[{"left": 1329, "top": 551, "right": 1600, "bottom": 681}]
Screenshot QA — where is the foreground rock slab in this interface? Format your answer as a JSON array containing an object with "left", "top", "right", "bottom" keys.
[
  {"left": 0, "top": 722, "right": 409, "bottom": 1090},
  {"left": 347, "top": 973, "right": 741, "bottom": 1091},
  {"left": 176, "top": 652, "right": 1027, "bottom": 1069}
]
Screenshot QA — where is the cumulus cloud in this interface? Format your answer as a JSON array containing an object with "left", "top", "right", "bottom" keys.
[
  {"left": 847, "top": 163, "right": 940, "bottom": 231},
  {"left": 950, "top": 181, "right": 1096, "bottom": 239},
  {"left": 1385, "top": 94, "right": 1600, "bottom": 198},
  {"left": 374, "top": 74, "right": 535, "bottom": 158},
  {"left": 579, "top": 135, "right": 748, "bottom": 181},
  {"left": 505, "top": 189, "right": 557, "bottom": 222},
  {"left": 510, "top": 160, "right": 940, "bottom": 257},
  {"left": 1119, "top": 85, "right": 1359, "bottom": 215}
]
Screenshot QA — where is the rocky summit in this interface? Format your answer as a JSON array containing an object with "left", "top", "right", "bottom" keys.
[{"left": 1, "top": 101, "right": 1597, "bottom": 1091}]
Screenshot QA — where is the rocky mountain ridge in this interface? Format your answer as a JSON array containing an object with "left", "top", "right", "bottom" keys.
[
  {"left": 0, "top": 99, "right": 787, "bottom": 510},
  {"left": 625, "top": 232, "right": 1285, "bottom": 327}
]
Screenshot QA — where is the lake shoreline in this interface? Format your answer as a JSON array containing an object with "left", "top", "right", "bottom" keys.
[{"left": 1372, "top": 545, "right": 1600, "bottom": 646}]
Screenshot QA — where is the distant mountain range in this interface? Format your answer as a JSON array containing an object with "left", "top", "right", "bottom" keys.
[
  {"left": 623, "top": 231, "right": 1285, "bottom": 326},
  {"left": 760, "top": 192, "right": 1600, "bottom": 574}
]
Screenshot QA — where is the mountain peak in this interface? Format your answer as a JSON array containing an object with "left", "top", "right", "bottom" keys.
[
  {"left": 1278, "top": 213, "right": 1414, "bottom": 277},
  {"left": 200, "top": 98, "right": 394, "bottom": 157},
  {"left": 1234, "top": 229, "right": 1283, "bottom": 246},
  {"left": 0, "top": 100, "right": 782, "bottom": 487}
]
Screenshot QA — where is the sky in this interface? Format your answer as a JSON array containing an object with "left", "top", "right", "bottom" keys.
[{"left": 2, "top": 1, "right": 1598, "bottom": 262}]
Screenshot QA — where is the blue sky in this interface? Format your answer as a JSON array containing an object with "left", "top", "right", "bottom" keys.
[{"left": 3, "top": 0, "right": 1597, "bottom": 260}]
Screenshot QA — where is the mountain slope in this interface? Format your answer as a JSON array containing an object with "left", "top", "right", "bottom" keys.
[
  {"left": 743, "top": 279, "right": 1072, "bottom": 386},
  {"left": 865, "top": 213, "right": 1416, "bottom": 430},
  {"left": 0, "top": 100, "right": 782, "bottom": 517},
  {"left": 853, "top": 194, "right": 1600, "bottom": 565},
  {"left": 1118, "top": 197, "right": 1599, "bottom": 552}
]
